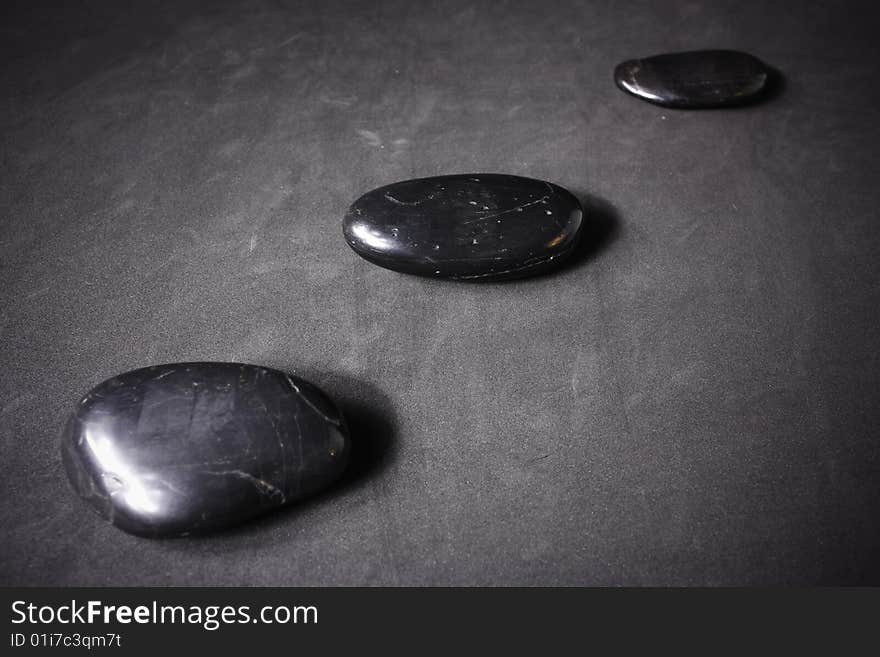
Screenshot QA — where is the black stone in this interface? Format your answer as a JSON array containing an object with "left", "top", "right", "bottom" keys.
[
  {"left": 61, "top": 363, "right": 350, "bottom": 537},
  {"left": 614, "top": 50, "right": 770, "bottom": 108},
  {"left": 343, "top": 174, "right": 583, "bottom": 280}
]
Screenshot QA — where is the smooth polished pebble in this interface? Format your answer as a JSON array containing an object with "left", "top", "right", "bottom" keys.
[
  {"left": 614, "top": 49, "right": 771, "bottom": 108},
  {"left": 61, "top": 362, "right": 350, "bottom": 537},
  {"left": 343, "top": 174, "right": 583, "bottom": 281}
]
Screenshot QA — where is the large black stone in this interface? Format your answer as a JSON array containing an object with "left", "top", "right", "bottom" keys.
[
  {"left": 61, "top": 363, "right": 350, "bottom": 537},
  {"left": 343, "top": 174, "right": 583, "bottom": 280},
  {"left": 614, "top": 50, "right": 770, "bottom": 108}
]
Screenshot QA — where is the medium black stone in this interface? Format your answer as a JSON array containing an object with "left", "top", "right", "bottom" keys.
[
  {"left": 614, "top": 50, "right": 770, "bottom": 108},
  {"left": 343, "top": 174, "right": 583, "bottom": 280},
  {"left": 61, "top": 363, "right": 350, "bottom": 537}
]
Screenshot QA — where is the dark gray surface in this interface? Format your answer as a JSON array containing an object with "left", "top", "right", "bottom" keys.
[{"left": 1, "top": 0, "right": 879, "bottom": 585}]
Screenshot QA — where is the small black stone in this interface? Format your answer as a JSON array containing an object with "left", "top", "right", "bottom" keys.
[
  {"left": 343, "top": 174, "right": 583, "bottom": 281},
  {"left": 61, "top": 363, "right": 350, "bottom": 537},
  {"left": 614, "top": 50, "right": 771, "bottom": 108}
]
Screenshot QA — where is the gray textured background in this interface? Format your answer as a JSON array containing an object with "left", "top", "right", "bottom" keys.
[{"left": 2, "top": 0, "right": 878, "bottom": 585}]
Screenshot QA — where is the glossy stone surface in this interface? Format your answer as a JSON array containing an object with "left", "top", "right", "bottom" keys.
[
  {"left": 614, "top": 50, "right": 770, "bottom": 108},
  {"left": 61, "top": 363, "right": 350, "bottom": 537},
  {"left": 343, "top": 174, "right": 583, "bottom": 280}
]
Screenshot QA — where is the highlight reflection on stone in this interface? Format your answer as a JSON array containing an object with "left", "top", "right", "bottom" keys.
[
  {"left": 61, "top": 363, "right": 350, "bottom": 537},
  {"left": 614, "top": 50, "right": 771, "bottom": 108},
  {"left": 343, "top": 174, "right": 583, "bottom": 281}
]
